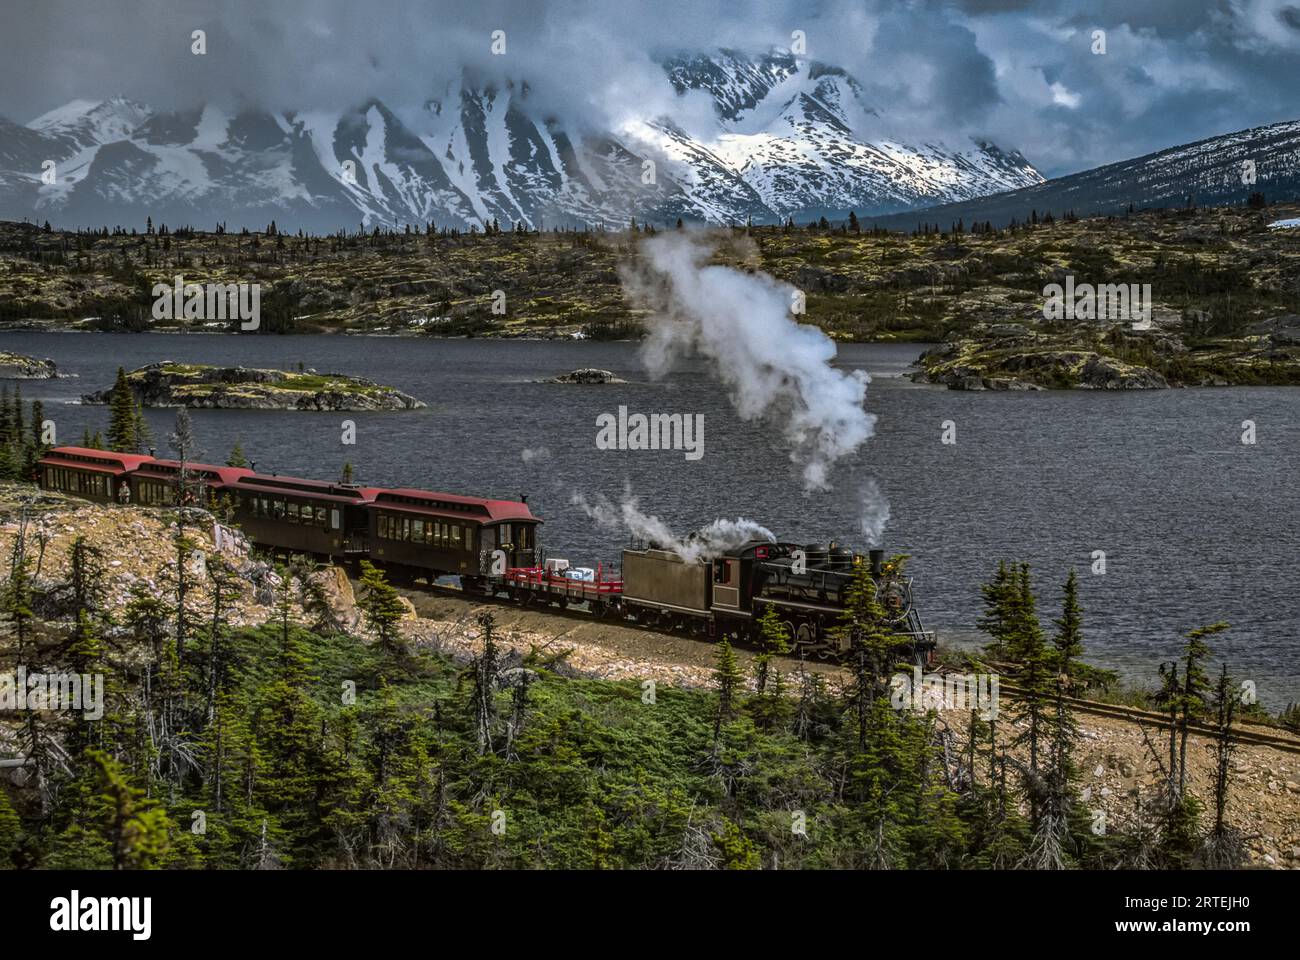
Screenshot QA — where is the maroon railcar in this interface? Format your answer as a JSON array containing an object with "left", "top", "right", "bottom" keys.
[
  {"left": 128, "top": 458, "right": 254, "bottom": 506},
  {"left": 38, "top": 447, "right": 154, "bottom": 503},
  {"left": 221, "top": 473, "right": 381, "bottom": 559},
  {"left": 367, "top": 488, "right": 540, "bottom": 585}
]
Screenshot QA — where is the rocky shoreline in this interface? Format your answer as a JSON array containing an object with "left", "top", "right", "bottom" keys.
[
  {"left": 81, "top": 361, "right": 425, "bottom": 411},
  {"left": 910, "top": 320, "right": 1300, "bottom": 390}
]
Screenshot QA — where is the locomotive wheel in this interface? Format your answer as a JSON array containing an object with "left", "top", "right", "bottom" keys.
[
  {"left": 781, "top": 620, "right": 797, "bottom": 649},
  {"left": 796, "top": 623, "right": 816, "bottom": 648}
]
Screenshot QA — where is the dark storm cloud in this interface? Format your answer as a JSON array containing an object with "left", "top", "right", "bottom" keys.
[{"left": 2, "top": 0, "right": 1299, "bottom": 177}]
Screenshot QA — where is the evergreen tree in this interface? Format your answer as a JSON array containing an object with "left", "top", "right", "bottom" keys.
[
  {"left": 1175, "top": 622, "right": 1224, "bottom": 797},
  {"left": 977, "top": 561, "right": 1017, "bottom": 658},
  {"left": 29, "top": 398, "right": 45, "bottom": 446},
  {"left": 468, "top": 612, "right": 500, "bottom": 754},
  {"left": 710, "top": 639, "right": 743, "bottom": 748},
  {"left": 1204, "top": 663, "right": 1244, "bottom": 868},
  {"left": 106, "top": 367, "right": 138, "bottom": 453},
  {"left": 131, "top": 401, "right": 152, "bottom": 454},
  {"left": 358, "top": 561, "right": 407, "bottom": 660},
  {"left": 830, "top": 559, "right": 909, "bottom": 694},
  {"left": 751, "top": 604, "right": 790, "bottom": 697},
  {"left": 226, "top": 437, "right": 249, "bottom": 467},
  {"left": 1006, "top": 564, "right": 1056, "bottom": 830}
]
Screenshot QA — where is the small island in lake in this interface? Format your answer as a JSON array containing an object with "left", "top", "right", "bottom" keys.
[
  {"left": 0, "top": 351, "right": 58, "bottom": 379},
  {"left": 537, "top": 368, "right": 626, "bottom": 384},
  {"left": 82, "top": 362, "right": 426, "bottom": 411}
]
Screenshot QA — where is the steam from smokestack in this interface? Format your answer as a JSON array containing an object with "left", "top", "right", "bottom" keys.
[
  {"left": 571, "top": 486, "right": 774, "bottom": 564},
  {"left": 619, "top": 230, "right": 891, "bottom": 541},
  {"left": 858, "top": 478, "right": 891, "bottom": 546},
  {"left": 621, "top": 231, "right": 876, "bottom": 492}
]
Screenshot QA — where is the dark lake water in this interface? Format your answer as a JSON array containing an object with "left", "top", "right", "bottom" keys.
[{"left": 5, "top": 330, "right": 1299, "bottom": 707}]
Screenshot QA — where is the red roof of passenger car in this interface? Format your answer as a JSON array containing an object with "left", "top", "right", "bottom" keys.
[
  {"left": 223, "top": 472, "right": 381, "bottom": 504},
  {"left": 133, "top": 458, "right": 256, "bottom": 486},
  {"left": 372, "top": 488, "right": 540, "bottom": 524},
  {"left": 40, "top": 447, "right": 155, "bottom": 475}
]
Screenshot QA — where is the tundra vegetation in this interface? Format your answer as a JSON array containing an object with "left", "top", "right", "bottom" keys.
[{"left": 2, "top": 202, "right": 1298, "bottom": 386}]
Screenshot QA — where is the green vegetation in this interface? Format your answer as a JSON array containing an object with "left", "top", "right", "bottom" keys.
[
  {"left": 0, "top": 387, "right": 48, "bottom": 481},
  {"left": 0, "top": 477, "right": 1274, "bottom": 869}
]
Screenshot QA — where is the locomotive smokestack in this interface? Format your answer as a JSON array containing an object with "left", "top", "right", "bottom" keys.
[{"left": 869, "top": 549, "right": 884, "bottom": 576}]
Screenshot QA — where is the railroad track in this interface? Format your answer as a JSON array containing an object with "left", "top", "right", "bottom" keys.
[
  {"left": 995, "top": 680, "right": 1300, "bottom": 757},
  {"left": 397, "top": 581, "right": 1300, "bottom": 757}
]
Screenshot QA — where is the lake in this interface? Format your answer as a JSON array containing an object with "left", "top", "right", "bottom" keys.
[{"left": 5, "top": 330, "right": 1299, "bottom": 707}]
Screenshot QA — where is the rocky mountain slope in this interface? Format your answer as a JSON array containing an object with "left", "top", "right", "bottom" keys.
[{"left": 866, "top": 118, "right": 1300, "bottom": 230}]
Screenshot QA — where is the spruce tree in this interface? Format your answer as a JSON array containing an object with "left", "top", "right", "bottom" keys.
[
  {"left": 469, "top": 612, "right": 500, "bottom": 754},
  {"left": 106, "top": 367, "right": 137, "bottom": 452},
  {"left": 751, "top": 604, "right": 790, "bottom": 696},
  {"left": 831, "top": 559, "right": 909, "bottom": 687},
  {"left": 711, "top": 639, "right": 743, "bottom": 748},
  {"left": 977, "top": 560, "right": 1017, "bottom": 658},
  {"left": 1175, "top": 622, "right": 1224, "bottom": 796},
  {"left": 1204, "top": 663, "right": 1244, "bottom": 868},
  {"left": 358, "top": 561, "right": 407, "bottom": 659},
  {"left": 226, "top": 437, "right": 249, "bottom": 467},
  {"left": 132, "top": 401, "right": 152, "bottom": 454},
  {"left": 1006, "top": 564, "right": 1056, "bottom": 829}
]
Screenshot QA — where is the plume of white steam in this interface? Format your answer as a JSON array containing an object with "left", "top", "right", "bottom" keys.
[
  {"left": 858, "top": 478, "right": 891, "bottom": 546},
  {"left": 520, "top": 446, "right": 551, "bottom": 464},
  {"left": 571, "top": 487, "right": 774, "bottom": 564},
  {"left": 620, "top": 231, "right": 877, "bottom": 493}
]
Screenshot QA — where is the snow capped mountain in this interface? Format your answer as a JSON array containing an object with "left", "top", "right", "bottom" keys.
[
  {"left": 663, "top": 50, "right": 1041, "bottom": 219},
  {"left": 0, "top": 51, "right": 1044, "bottom": 231},
  {"left": 861, "top": 117, "right": 1300, "bottom": 231}
]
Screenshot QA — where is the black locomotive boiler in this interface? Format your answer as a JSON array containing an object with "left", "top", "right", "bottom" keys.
[{"left": 616, "top": 540, "right": 934, "bottom": 660}]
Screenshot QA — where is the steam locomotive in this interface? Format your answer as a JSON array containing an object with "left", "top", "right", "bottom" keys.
[
  {"left": 532, "top": 539, "right": 934, "bottom": 661},
  {"left": 35, "top": 446, "right": 936, "bottom": 662}
]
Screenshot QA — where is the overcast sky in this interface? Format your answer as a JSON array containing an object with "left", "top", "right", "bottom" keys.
[{"left": 3, "top": 0, "right": 1299, "bottom": 177}]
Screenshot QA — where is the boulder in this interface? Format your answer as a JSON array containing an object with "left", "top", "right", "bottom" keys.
[{"left": 1077, "top": 355, "right": 1168, "bottom": 390}]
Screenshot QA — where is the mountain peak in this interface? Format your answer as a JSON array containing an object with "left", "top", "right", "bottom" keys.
[{"left": 3, "top": 52, "right": 1044, "bottom": 230}]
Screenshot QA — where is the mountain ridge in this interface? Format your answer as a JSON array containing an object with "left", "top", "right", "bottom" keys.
[
  {"left": 864, "top": 117, "right": 1300, "bottom": 230},
  {"left": 0, "top": 50, "right": 1043, "bottom": 231}
]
